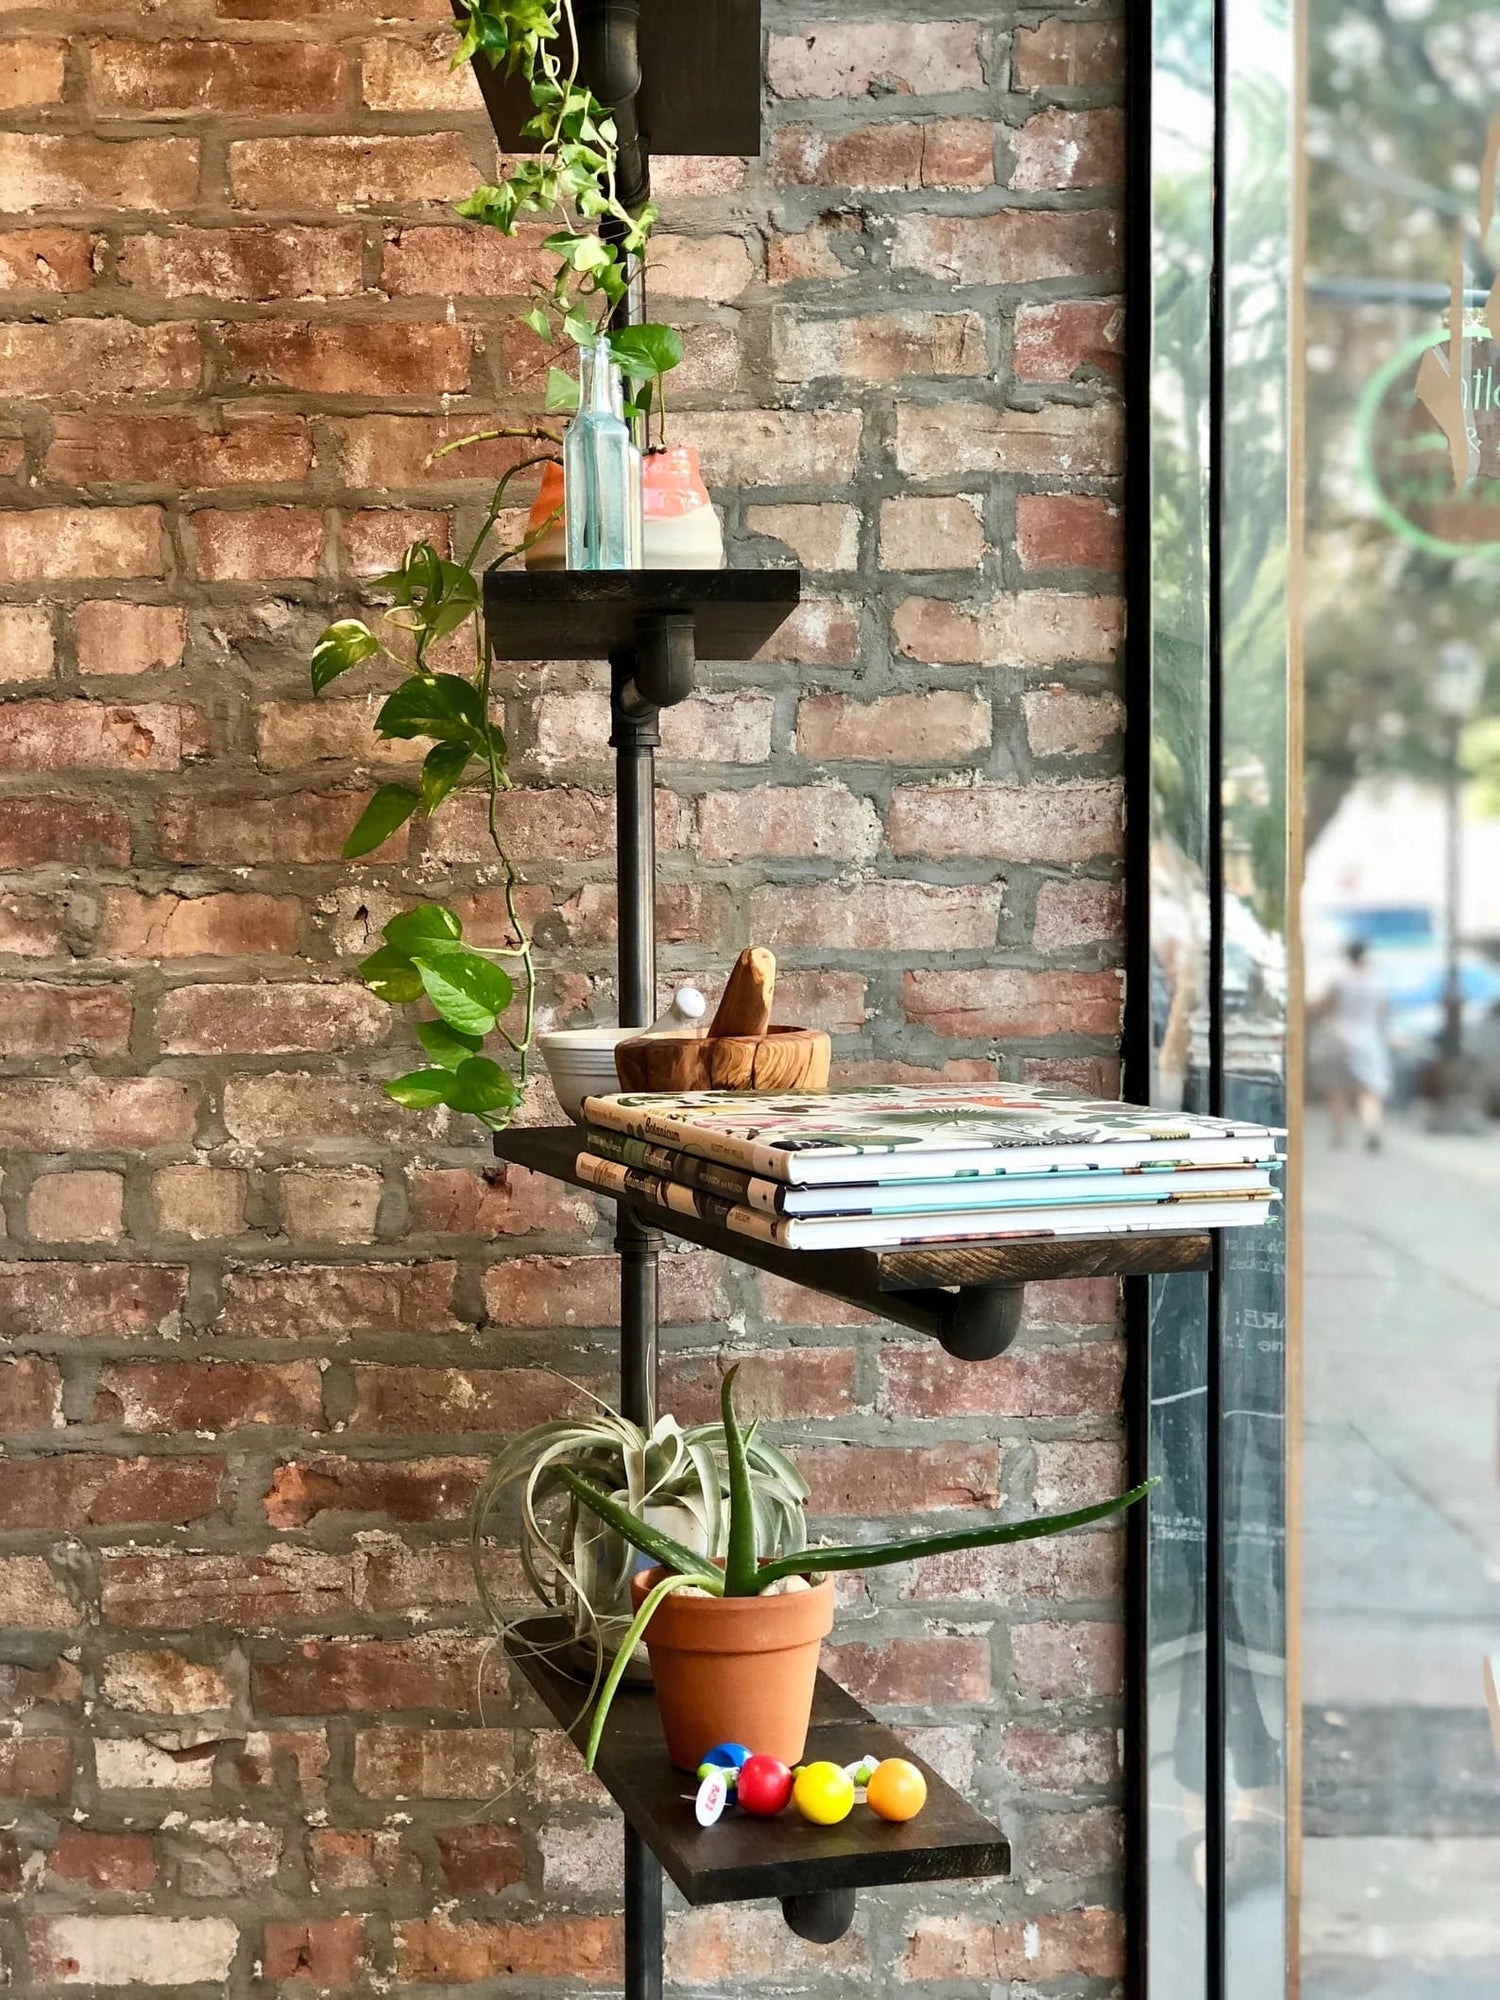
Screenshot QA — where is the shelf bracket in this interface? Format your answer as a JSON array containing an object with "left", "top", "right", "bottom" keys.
[
  {"left": 929, "top": 1285, "right": 1025, "bottom": 1361},
  {"left": 781, "top": 1887, "right": 858, "bottom": 1944}
]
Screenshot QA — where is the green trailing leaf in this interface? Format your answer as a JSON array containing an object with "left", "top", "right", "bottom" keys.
[
  {"left": 343, "top": 785, "right": 418, "bottom": 860},
  {"left": 718, "top": 1366, "right": 759, "bottom": 1597},
  {"left": 754, "top": 1484, "right": 1161, "bottom": 1590},
  {"left": 421, "top": 740, "right": 471, "bottom": 811},
  {"left": 583, "top": 1570, "right": 697, "bottom": 1770},
  {"left": 608, "top": 323, "right": 683, "bottom": 383},
  {"left": 411, "top": 947, "right": 514, "bottom": 1037},
  {"left": 417, "top": 1018, "right": 485, "bottom": 1069},
  {"left": 384, "top": 903, "right": 462, "bottom": 955},
  {"left": 545, "top": 366, "right": 580, "bottom": 414},
  {"left": 447, "top": 1055, "right": 520, "bottom": 1116},
  {"left": 385, "top": 1068, "right": 461, "bottom": 1108},
  {"left": 376, "top": 674, "right": 486, "bottom": 745},
  {"left": 359, "top": 943, "right": 425, "bottom": 1006},
  {"left": 311, "top": 618, "right": 378, "bottom": 693},
  {"left": 554, "top": 1467, "right": 721, "bottom": 1592}
]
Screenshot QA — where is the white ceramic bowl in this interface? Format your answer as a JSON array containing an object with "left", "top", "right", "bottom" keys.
[{"left": 539, "top": 1027, "right": 637, "bottom": 1123}]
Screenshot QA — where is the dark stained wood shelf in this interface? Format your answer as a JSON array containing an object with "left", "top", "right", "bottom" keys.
[
  {"left": 483, "top": 568, "right": 801, "bottom": 664},
  {"left": 506, "top": 1615, "right": 1011, "bottom": 1909},
  {"left": 494, "top": 1124, "right": 1213, "bottom": 1357}
]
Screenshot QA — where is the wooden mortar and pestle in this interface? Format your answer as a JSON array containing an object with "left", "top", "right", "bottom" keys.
[{"left": 614, "top": 948, "right": 830, "bottom": 1093}]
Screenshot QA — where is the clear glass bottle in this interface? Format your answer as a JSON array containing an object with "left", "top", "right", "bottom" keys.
[{"left": 564, "top": 337, "right": 643, "bottom": 571}]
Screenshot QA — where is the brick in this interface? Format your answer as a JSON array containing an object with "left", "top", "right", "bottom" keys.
[
  {"left": 0, "top": 135, "right": 198, "bottom": 212},
  {"left": 1024, "top": 1803, "right": 1122, "bottom": 1879},
  {"left": 753, "top": 598, "right": 862, "bottom": 666},
  {"left": 263, "top": 1917, "right": 365, "bottom": 1987},
  {"left": 354, "top": 1728, "right": 513, "bottom": 1799},
  {"left": 264, "top": 1452, "right": 482, "bottom": 1528},
  {"left": 0, "top": 1077, "right": 199, "bottom": 1149},
  {"left": 49, "top": 415, "right": 311, "bottom": 492},
  {"left": 662, "top": 1346, "right": 858, "bottom": 1424},
  {"left": 308, "top": 1828, "right": 423, "bottom": 1893},
  {"left": 0, "top": 603, "right": 52, "bottom": 681},
  {"left": 903, "top": 967, "right": 1122, "bottom": 1039},
  {"left": 1034, "top": 877, "right": 1123, "bottom": 952},
  {"left": 118, "top": 225, "right": 365, "bottom": 301},
  {"left": 890, "top": 573, "right": 1111, "bottom": 665},
  {"left": 669, "top": 1905, "right": 867, "bottom": 1984},
  {"left": 879, "top": 494, "right": 986, "bottom": 571},
  {"left": 75, "top": 603, "right": 186, "bottom": 677},
  {"left": 744, "top": 502, "right": 859, "bottom": 571},
  {"left": 340, "top": 506, "right": 449, "bottom": 577},
  {"left": 899, "top": 1908, "right": 1123, "bottom": 1983},
  {"left": 881, "top": 1340, "right": 1125, "bottom": 1418},
  {"left": 361, "top": 37, "right": 480, "bottom": 111},
  {"left": 797, "top": 690, "right": 989, "bottom": 763},
  {"left": 0, "top": 795, "right": 130, "bottom": 866},
  {"left": 1013, "top": 19, "right": 1124, "bottom": 89},
  {"left": 749, "top": 880, "right": 1000, "bottom": 953},
  {"left": 355, "top": 1540, "right": 487, "bottom": 1615},
  {"left": 887, "top": 780, "right": 1122, "bottom": 862},
  {"left": 217, "top": 1261, "right": 457, "bottom": 1339},
  {"left": 657, "top": 692, "right": 773, "bottom": 765},
  {"left": 92, "top": 1359, "right": 324, "bottom": 1434},
  {"left": 151, "top": 1165, "right": 247, "bottom": 1239},
  {"left": 768, "top": 23, "right": 985, "bottom": 98},
  {"left": 406, "top": 1164, "right": 593, "bottom": 1238},
  {"left": 767, "top": 217, "right": 859, "bottom": 283},
  {"left": 1023, "top": 685, "right": 1126, "bottom": 757},
  {"left": 277, "top": 1167, "right": 383, "bottom": 1242},
  {"left": 0, "top": 894, "right": 71, "bottom": 956},
  {"left": 0, "top": 697, "right": 198, "bottom": 770},
  {"left": 1010, "top": 107, "right": 1125, "bottom": 190},
  {"left": 100, "top": 889, "right": 298, "bottom": 959},
  {"left": 6, "top": 983, "right": 130, "bottom": 1057},
  {"left": 773, "top": 119, "right": 993, "bottom": 190},
  {"left": 0, "top": 1453, "right": 222, "bottom": 1531},
  {"left": 346, "top": 1364, "right": 585, "bottom": 1436},
  {"left": 235, "top": 1729, "right": 328, "bottom": 1791},
  {"left": 0, "top": 38, "right": 64, "bottom": 108},
  {"left": 394, "top": 1915, "right": 621, "bottom": 1983},
  {"left": 0, "top": 1355, "right": 61, "bottom": 1431},
  {"left": 171, "top": 1819, "right": 282, "bottom": 1895},
  {"left": 28, "top": 1917, "right": 238, "bottom": 1987},
  {"left": 157, "top": 980, "right": 385, "bottom": 1056},
  {"left": 252, "top": 695, "right": 421, "bottom": 771},
  {"left": 26, "top": 1169, "right": 125, "bottom": 1242},
  {"left": 254, "top": 1635, "right": 489, "bottom": 1716},
  {"left": 434, "top": 1825, "right": 526, "bottom": 1895},
  {"left": 229, "top": 135, "right": 475, "bottom": 210},
  {"left": 1011, "top": 1619, "right": 1125, "bottom": 1699},
  {"left": 101, "top": 1651, "right": 233, "bottom": 1714},
  {"left": 191, "top": 506, "right": 324, "bottom": 581},
  {"left": 0, "top": 509, "right": 165, "bottom": 582},
  {"left": 322, "top": 412, "right": 536, "bottom": 488},
  {"left": 0, "top": 1734, "right": 70, "bottom": 1798},
  {"left": 801, "top": 1441, "right": 1001, "bottom": 1516},
  {"left": 644, "top": 232, "right": 755, "bottom": 300},
  {"left": 380, "top": 222, "right": 552, "bottom": 297},
  {"left": 1016, "top": 297, "right": 1125, "bottom": 379},
  {"left": 0, "top": 1262, "right": 186, "bottom": 1337},
  {"left": 101, "top": 1549, "right": 354, "bottom": 1629},
  {"left": 157, "top": 790, "right": 409, "bottom": 865},
  {"left": 687, "top": 409, "right": 863, "bottom": 487},
  {"left": 219, "top": 318, "right": 469, "bottom": 395},
  {"left": 91, "top": 38, "right": 344, "bottom": 115},
  {"left": 221, "top": 1074, "right": 435, "bottom": 1147},
  {"left": 47, "top": 1828, "right": 157, "bottom": 1893},
  {"left": 0, "top": 227, "right": 94, "bottom": 292},
  {"left": 1034, "top": 1438, "right": 1125, "bottom": 1511},
  {"left": 904, "top": 1531, "right": 1123, "bottom": 1605},
  {"left": 1016, "top": 493, "right": 1123, "bottom": 572},
  {"left": 1000, "top": 1723, "right": 1120, "bottom": 1790},
  {"left": 694, "top": 782, "right": 879, "bottom": 861},
  {"left": 0, "top": 1555, "right": 76, "bottom": 1629},
  {"left": 893, "top": 208, "right": 1120, "bottom": 286},
  {"left": 774, "top": 308, "right": 987, "bottom": 382},
  {"left": 895, "top": 399, "right": 1123, "bottom": 477},
  {"left": 823, "top": 1635, "right": 990, "bottom": 1706},
  {"left": 0, "top": 318, "right": 198, "bottom": 399},
  {"left": 482, "top": 1251, "right": 725, "bottom": 1329}
]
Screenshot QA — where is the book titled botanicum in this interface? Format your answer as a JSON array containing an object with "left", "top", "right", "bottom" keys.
[{"left": 580, "top": 1084, "right": 1285, "bottom": 1187}]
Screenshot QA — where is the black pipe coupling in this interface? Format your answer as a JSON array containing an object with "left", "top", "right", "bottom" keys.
[{"left": 570, "top": 0, "right": 649, "bottom": 213}]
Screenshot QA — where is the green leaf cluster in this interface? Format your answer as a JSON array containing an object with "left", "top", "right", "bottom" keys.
[{"left": 362, "top": 905, "right": 521, "bottom": 1125}]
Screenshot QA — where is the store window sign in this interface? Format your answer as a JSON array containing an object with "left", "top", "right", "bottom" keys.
[{"left": 1356, "top": 116, "right": 1500, "bottom": 559}]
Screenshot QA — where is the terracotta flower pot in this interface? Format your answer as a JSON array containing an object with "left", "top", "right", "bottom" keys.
[{"left": 631, "top": 1568, "right": 834, "bottom": 1771}]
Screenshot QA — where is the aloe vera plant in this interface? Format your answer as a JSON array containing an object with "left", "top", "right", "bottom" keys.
[{"left": 560, "top": 1367, "right": 1154, "bottom": 1768}]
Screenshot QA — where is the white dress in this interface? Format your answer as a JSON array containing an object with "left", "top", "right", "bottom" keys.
[{"left": 1328, "top": 968, "right": 1393, "bottom": 1099}]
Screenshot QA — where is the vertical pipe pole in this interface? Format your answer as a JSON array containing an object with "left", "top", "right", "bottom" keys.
[{"left": 610, "top": 656, "right": 664, "bottom": 2000}]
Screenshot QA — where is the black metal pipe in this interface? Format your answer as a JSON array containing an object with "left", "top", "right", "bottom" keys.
[
  {"left": 610, "top": 661, "right": 657, "bottom": 1030},
  {"left": 572, "top": 0, "right": 649, "bottom": 215},
  {"left": 616, "top": 1210, "right": 659, "bottom": 1429},
  {"left": 624, "top": 1820, "right": 664, "bottom": 2000}
]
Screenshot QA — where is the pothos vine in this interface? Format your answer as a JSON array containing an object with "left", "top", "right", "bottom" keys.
[{"left": 310, "top": 0, "right": 681, "bottom": 1130}]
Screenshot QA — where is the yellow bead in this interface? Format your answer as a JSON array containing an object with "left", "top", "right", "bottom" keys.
[{"left": 792, "top": 1760, "right": 855, "bottom": 1826}]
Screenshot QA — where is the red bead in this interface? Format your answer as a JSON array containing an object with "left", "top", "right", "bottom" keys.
[{"left": 735, "top": 1753, "right": 794, "bottom": 1816}]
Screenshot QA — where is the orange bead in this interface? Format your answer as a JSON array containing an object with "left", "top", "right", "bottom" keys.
[{"left": 865, "top": 1757, "right": 927, "bottom": 1823}]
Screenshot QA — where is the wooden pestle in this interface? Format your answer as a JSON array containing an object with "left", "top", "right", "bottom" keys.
[{"left": 708, "top": 947, "right": 775, "bottom": 1039}]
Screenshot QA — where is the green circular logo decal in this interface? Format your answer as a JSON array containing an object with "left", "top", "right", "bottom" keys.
[{"left": 1355, "top": 324, "right": 1500, "bottom": 559}]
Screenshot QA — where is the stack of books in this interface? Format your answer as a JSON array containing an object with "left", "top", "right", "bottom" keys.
[{"left": 574, "top": 1084, "right": 1283, "bottom": 1252}]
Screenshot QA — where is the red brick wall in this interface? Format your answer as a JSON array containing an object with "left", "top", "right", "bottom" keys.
[{"left": 0, "top": 7, "right": 1126, "bottom": 1992}]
